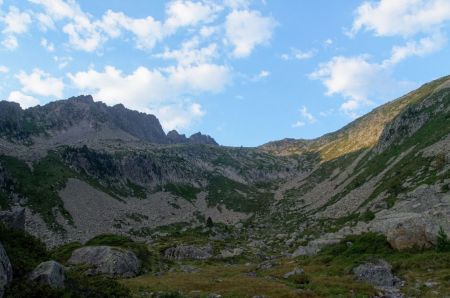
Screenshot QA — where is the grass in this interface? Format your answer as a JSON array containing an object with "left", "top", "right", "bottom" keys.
[{"left": 206, "top": 175, "right": 273, "bottom": 213}]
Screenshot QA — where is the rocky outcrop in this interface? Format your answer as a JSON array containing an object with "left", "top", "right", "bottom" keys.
[
  {"left": 353, "top": 259, "right": 403, "bottom": 298},
  {"left": 0, "top": 243, "right": 12, "bottom": 298},
  {"left": 164, "top": 245, "right": 212, "bottom": 260},
  {"left": 0, "top": 207, "right": 25, "bottom": 230},
  {"left": 29, "top": 260, "right": 65, "bottom": 289},
  {"left": 167, "top": 130, "right": 218, "bottom": 145},
  {"left": 68, "top": 246, "right": 140, "bottom": 277}
]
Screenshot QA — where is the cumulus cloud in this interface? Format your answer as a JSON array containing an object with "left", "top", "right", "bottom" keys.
[
  {"left": 310, "top": 55, "right": 414, "bottom": 117},
  {"left": 68, "top": 64, "right": 231, "bottom": 130},
  {"left": 164, "top": 0, "right": 220, "bottom": 33},
  {"left": 351, "top": 0, "right": 450, "bottom": 37},
  {"left": 225, "top": 10, "right": 276, "bottom": 58},
  {"left": 16, "top": 68, "right": 64, "bottom": 97},
  {"left": 1, "top": 6, "right": 32, "bottom": 49},
  {"left": 0, "top": 66, "right": 8, "bottom": 73},
  {"left": 2, "top": 6, "right": 32, "bottom": 34},
  {"left": 155, "top": 39, "right": 218, "bottom": 66},
  {"left": 7, "top": 91, "right": 40, "bottom": 109}
]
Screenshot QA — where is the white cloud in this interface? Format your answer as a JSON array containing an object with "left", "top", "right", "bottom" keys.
[
  {"left": 385, "top": 33, "right": 447, "bottom": 66},
  {"left": 1, "top": 35, "right": 18, "bottom": 50},
  {"left": 281, "top": 48, "right": 316, "bottom": 61},
  {"left": 2, "top": 6, "right": 32, "bottom": 34},
  {"left": 68, "top": 64, "right": 231, "bottom": 130},
  {"left": 7, "top": 91, "right": 39, "bottom": 109},
  {"left": 16, "top": 68, "right": 64, "bottom": 97},
  {"left": 225, "top": 10, "right": 276, "bottom": 58},
  {"left": 309, "top": 55, "right": 411, "bottom": 117},
  {"left": 251, "top": 70, "right": 270, "bottom": 81},
  {"left": 299, "top": 106, "right": 316, "bottom": 123},
  {"left": 164, "top": 0, "right": 220, "bottom": 33},
  {"left": 351, "top": 0, "right": 450, "bottom": 37},
  {"left": 0, "top": 66, "right": 8, "bottom": 73},
  {"left": 155, "top": 39, "right": 218, "bottom": 66},
  {"left": 292, "top": 121, "right": 305, "bottom": 128},
  {"left": 150, "top": 102, "right": 205, "bottom": 131},
  {"left": 53, "top": 55, "right": 73, "bottom": 69},
  {"left": 40, "top": 38, "right": 55, "bottom": 51},
  {"left": 224, "top": 0, "right": 252, "bottom": 9},
  {"left": 1, "top": 6, "right": 32, "bottom": 49},
  {"left": 99, "top": 10, "right": 163, "bottom": 50}
]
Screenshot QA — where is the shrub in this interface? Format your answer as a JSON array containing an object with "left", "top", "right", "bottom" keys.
[
  {"left": 436, "top": 226, "right": 450, "bottom": 252},
  {"left": 320, "top": 232, "right": 392, "bottom": 257}
]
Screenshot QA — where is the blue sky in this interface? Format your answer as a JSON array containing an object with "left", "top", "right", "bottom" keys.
[{"left": 1, "top": 0, "right": 450, "bottom": 146}]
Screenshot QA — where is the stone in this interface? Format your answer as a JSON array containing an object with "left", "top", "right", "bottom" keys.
[
  {"left": 164, "top": 245, "right": 212, "bottom": 260},
  {"left": 29, "top": 261, "right": 65, "bottom": 289},
  {"left": 386, "top": 216, "right": 435, "bottom": 250},
  {"left": 219, "top": 248, "right": 243, "bottom": 258},
  {"left": 180, "top": 265, "right": 200, "bottom": 273},
  {"left": 68, "top": 246, "right": 140, "bottom": 277},
  {"left": 0, "top": 207, "right": 25, "bottom": 230},
  {"left": 283, "top": 267, "right": 304, "bottom": 279},
  {"left": 353, "top": 259, "right": 398, "bottom": 288},
  {"left": 0, "top": 243, "right": 12, "bottom": 298}
]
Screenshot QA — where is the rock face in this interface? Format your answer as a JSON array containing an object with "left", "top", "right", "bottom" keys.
[
  {"left": 353, "top": 259, "right": 398, "bottom": 288},
  {"left": 0, "top": 243, "right": 12, "bottom": 298},
  {"left": 164, "top": 245, "right": 213, "bottom": 260},
  {"left": 68, "top": 246, "right": 140, "bottom": 277},
  {"left": 0, "top": 207, "right": 25, "bottom": 230},
  {"left": 29, "top": 261, "right": 65, "bottom": 289},
  {"left": 167, "top": 130, "right": 218, "bottom": 145}
]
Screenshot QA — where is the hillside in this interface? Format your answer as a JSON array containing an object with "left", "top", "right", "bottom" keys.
[{"left": 0, "top": 75, "right": 449, "bottom": 297}]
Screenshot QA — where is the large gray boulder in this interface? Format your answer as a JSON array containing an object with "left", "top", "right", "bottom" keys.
[
  {"left": 29, "top": 261, "right": 65, "bottom": 288},
  {"left": 0, "top": 243, "right": 12, "bottom": 298},
  {"left": 164, "top": 245, "right": 212, "bottom": 260},
  {"left": 68, "top": 246, "right": 140, "bottom": 277},
  {"left": 0, "top": 207, "right": 25, "bottom": 230}
]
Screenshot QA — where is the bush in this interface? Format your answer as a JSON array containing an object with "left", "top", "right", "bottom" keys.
[
  {"left": 436, "top": 226, "right": 450, "bottom": 252},
  {"left": 0, "top": 223, "right": 49, "bottom": 277},
  {"left": 320, "top": 233, "right": 392, "bottom": 257}
]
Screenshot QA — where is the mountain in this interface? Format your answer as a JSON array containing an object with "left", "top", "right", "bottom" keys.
[
  {"left": 0, "top": 95, "right": 217, "bottom": 148},
  {"left": 0, "top": 76, "right": 449, "bottom": 297}
]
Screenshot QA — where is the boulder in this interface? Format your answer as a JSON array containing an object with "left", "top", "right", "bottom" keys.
[
  {"left": 0, "top": 207, "right": 25, "bottom": 230},
  {"left": 386, "top": 216, "right": 435, "bottom": 250},
  {"left": 164, "top": 245, "right": 212, "bottom": 260},
  {"left": 219, "top": 248, "right": 243, "bottom": 258},
  {"left": 0, "top": 243, "right": 12, "bottom": 298},
  {"left": 68, "top": 246, "right": 140, "bottom": 277},
  {"left": 353, "top": 259, "right": 399, "bottom": 288},
  {"left": 29, "top": 261, "right": 65, "bottom": 288}
]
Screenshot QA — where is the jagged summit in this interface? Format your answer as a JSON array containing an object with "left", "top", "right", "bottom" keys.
[{"left": 0, "top": 95, "right": 217, "bottom": 146}]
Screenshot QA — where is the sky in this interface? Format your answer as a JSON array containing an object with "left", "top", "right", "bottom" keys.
[{"left": 0, "top": 0, "right": 450, "bottom": 147}]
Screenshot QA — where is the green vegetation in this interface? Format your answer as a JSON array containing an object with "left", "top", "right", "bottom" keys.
[
  {"left": 1, "top": 224, "right": 131, "bottom": 298},
  {"left": 437, "top": 227, "right": 450, "bottom": 252},
  {"left": 164, "top": 183, "right": 201, "bottom": 202},
  {"left": 206, "top": 175, "right": 273, "bottom": 213},
  {"left": 0, "top": 154, "right": 75, "bottom": 231}
]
